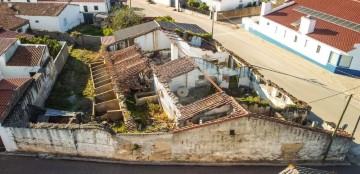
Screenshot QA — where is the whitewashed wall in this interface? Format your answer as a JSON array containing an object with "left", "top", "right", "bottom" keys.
[
  {"left": 7, "top": 0, "right": 38, "bottom": 2},
  {"left": 348, "top": 44, "right": 360, "bottom": 70},
  {"left": 71, "top": 2, "right": 109, "bottom": 13},
  {"left": 17, "top": 5, "right": 83, "bottom": 32},
  {"left": 0, "top": 40, "right": 19, "bottom": 66},
  {"left": 135, "top": 30, "right": 171, "bottom": 52}
]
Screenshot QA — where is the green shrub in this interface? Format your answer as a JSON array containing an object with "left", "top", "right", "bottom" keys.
[
  {"left": 112, "top": 8, "right": 144, "bottom": 30},
  {"left": 198, "top": 2, "right": 209, "bottom": 11},
  {"left": 102, "top": 28, "right": 114, "bottom": 36},
  {"left": 187, "top": 0, "right": 200, "bottom": 8},
  {"left": 156, "top": 15, "right": 175, "bottom": 22}
]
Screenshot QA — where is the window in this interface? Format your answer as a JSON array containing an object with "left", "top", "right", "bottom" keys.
[
  {"left": 27, "top": 0, "right": 30, "bottom": 2},
  {"left": 294, "top": 35, "right": 297, "bottom": 42},
  {"left": 338, "top": 55, "right": 353, "bottom": 68},
  {"left": 267, "top": 22, "right": 270, "bottom": 26},
  {"left": 229, "top": 130, "right": 235, "bottom": 136},
  {"left": 63, "top": 18, "right": 68, "bottom": 26},
  {"left": 35, "top": 20, "right": 39, "bottom": 23},
  {"left": 29, "top": 72, "right": 36, "bottom": 77},
  {"left": 304, "top": 40, "right": 308, "bottom": 47},
  {"left": 83, "top": 5, "right": 88, "bottom": 12},
  {"left": 316, "top": 45, "right": 321, "bottom": 53},
  {"left": 17, "top": 28, "right": 23, "bottom": 32},
  {"left": 283, "top": 30, "right": 287, "bottom": 38},
  {"left": 94, "top": 6, "right": 98, "bottom": 10},
  {"left": 328, "top": 51, "right": 340, "bottom": 65}
]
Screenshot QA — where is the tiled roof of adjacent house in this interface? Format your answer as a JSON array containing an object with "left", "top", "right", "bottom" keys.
[
  {"left": 153, "top": 57, "right": 198, "bottom": 83},
  {"left": 105, "top": 45, "right": 149, "bottom": 92},
  {"left": 0, "top": 78, "right": 31, "bottom": 122},
  {"left": 157, "top": 21, "right": 208, "bottom": 34},
  {"left": 179, "top": 92, "right": 246, "bottom": 120},
  {"left": 279, "top": 164, "right": 334, "bottom": 174},
  {"left": 0, "top": 27, "right": 33, "bottom": 39},
  {"left": 7, "top": 45, "right": 46, "bottom": 66},
  {"left": 264, "top": 0, "right": 360, "bottom": 52},
  {"left": 0, "top": 2, "right": 67, "bottom": 16},
  {"left": 0, "top": 38, "right": 17, "bottom": 55},
  {"left": 0, "top": 15, "right": 28, "bottom": 31},
  {"left": 113, "top": 21, "right": 159, "bottom": 41}
]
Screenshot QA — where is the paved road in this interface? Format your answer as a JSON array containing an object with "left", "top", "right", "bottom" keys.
[
  {"left": 132, "top": 0, "right": 360, "bottom": 143},
  {"left": 1, "top": 155, "right": 359, "bottom": 174}
]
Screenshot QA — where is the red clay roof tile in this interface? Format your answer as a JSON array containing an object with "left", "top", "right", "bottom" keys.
[
  {"left": 7, "top": 45, "right": 46, "bottom": 66},
  {"left": 0, "top": 15, "right": 29, "bottom": 31},
  {"left": 0, "top": 38, "right": 17, "bottom": 55},
  {"left": 264, "top": 0, "right": 360, "bottom": 52},
  {"left": 0, "top": 2, "right": 67, "bottom": 16}
]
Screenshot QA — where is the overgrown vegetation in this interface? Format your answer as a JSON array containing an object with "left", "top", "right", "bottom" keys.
[
  {"left": 156, "top": 15, "right": 175, "bottom": 22},
  {"left": 112, "top": 122, "right": 127, "bottom": 133},
  {"left": 69, "top": 24, "right": 113, "bottom": 36},
  {"left": 18, "top": 35, "right": 61, "bottom": 57},
  {"left": 112, "top": 8, "right": 144, "bottom": 30},
  {"left": 187, "top": 0, "right": 209, "bottom": 11},
  {"left": 125, "top": 96, "right": 172, "bottom": 133},
  {"left": 238, "top": 96, "right": 270, "bottom": 106},
  {"left": 45, "top": 46, "right": 102, "bottom": 119}
]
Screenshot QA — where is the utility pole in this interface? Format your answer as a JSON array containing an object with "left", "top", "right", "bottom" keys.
[
  {"left": 129, "top": 0, "right": 131, "bottom": 8},
  {"left": 211, "top": 6, "right": 215, "bottom": 37},
  {"left": 323, "top": 94, "right": 353, "bottom": 162},
  {"left": 352, "top": 115, "right": 360, "bottom": 137}
]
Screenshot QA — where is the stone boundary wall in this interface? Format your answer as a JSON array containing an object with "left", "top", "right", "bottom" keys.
[
  {"left": 0, "top": 113, "right": 351, "bottom": 162},
  {"left": 216, "top": 6, "right": 261, "bottom": 21},
  {"left": 31, "top": 30, "right": 101, "bottom": 49},
  {"left": 53, "top": 41, "right": 69, "bottom": 76}
]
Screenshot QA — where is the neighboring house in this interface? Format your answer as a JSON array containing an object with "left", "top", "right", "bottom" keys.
[
  {"left": 0, "top": 15, "right": 29, "bottom": 33},
  {"left": 0, "top": 27, "right": 34, "bottom": 39},
  {"left": 201, "top": 0, "right": 259, "bottom": 11},
  {"left": 37, "top": 0, "right": 111, "bottom": 13},
  {"left": 279, "top": 164, "right": 335, "bottom": 174},
  {"left": 0, "top": 38, "right": 50, "bottom": 78},
  {"left": 0, "top": 2, "right": 84, "bottom": 32},
  {"left": 243, "top": 0, "right": 360, "bottom": 76}
]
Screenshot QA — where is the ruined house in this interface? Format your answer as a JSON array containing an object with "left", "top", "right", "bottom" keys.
[{"left": 0, "top": 21, "right": 353, "bottom": 163}]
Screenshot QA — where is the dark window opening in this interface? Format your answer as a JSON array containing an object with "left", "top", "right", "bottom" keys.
[
  {"left": 29, "top": 72, "right": 36, "bottom": 77},
  {"left": 84, "top": 5, "right": 88, "bottom": 12},
  {"left": 94, "top": 6, "right": 98, "bottom": 10},
  {"left": 230, "top": 130, "right": 235, "bottom": 136},
  {"left": 35, "top": 20, "right": 39, "bottom": 23},
  {"left": 27, "top": 0, "right": 30, "bottom": 2}
]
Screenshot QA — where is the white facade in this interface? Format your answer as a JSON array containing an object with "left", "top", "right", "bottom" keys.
[
  {"left": 3, "top": 0, "right": 38, "bottom": 2},
  {"left": 17, "top": 4, "right": 84, "bottom": 32},
  {"left": 151, "top": 0, "right": 171, "bottom": 7},
  {"left": 243, "top": 2, "right": 360, "bottom": 74},
  {"left": 71, "top": 1, "right": 110, "bottom": 13},
  {"left": 200, "top": 0, "right": 258, "bottom": 11},
  {"left": 135, "top": 30, "right": 171, "bottom": 52},
  {"left": 0, "top": 41, "right": 50, "bottom": 78}
]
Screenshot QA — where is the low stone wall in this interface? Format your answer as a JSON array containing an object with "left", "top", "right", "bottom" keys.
[
  {"left": 216, "top": 6, "right": 261, "bottom": 21},
  {"left": 31, "top": 30, "right": 101, "bottom": 49},
  {"left": 0, "top": 113, "right": 352, "bottom": 163}
]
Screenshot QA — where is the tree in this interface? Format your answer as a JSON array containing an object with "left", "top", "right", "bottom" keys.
[
  {"left": 198, "top": 2, "right": 209, "bottom": 11},
  {"left": 112, "top": 8, "right": 144, "bottom": 30}
]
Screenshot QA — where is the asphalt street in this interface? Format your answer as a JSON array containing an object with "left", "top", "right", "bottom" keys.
[
  {"left": 1, "top": 155, "right": 359, "bottom": 174},
  {"left": 131, "top": 0, "right": 360, "bottom": 143}
]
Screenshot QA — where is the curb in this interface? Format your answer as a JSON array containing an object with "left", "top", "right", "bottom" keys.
[{"left": 0, "top": 152, "right": 352, "bottom": 167}]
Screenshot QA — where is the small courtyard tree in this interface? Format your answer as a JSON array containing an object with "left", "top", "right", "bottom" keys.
[{"left": 112, "top": 8, "right": 144, "bottom": 30}]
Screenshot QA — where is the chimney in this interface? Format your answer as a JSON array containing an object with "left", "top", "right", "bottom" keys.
[
  {"left": 260, "top": 1, "right": 272, "bottom": 16},
  {"left": 299, "top": 15, "right": 316, "bottom": 34}
]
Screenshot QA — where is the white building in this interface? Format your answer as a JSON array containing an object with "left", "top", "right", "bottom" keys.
[
  {"left": 0, "top": 2, "right": 84, "bottom": 32},
  {"left": 201, "top": 0, "right": 259, "bottom": 11},
  {"left": 243, "top": 0, "right": 360, "bottom": 77},
  {"left": 0, "top": 38, "right": 50, "bottom": 78}
]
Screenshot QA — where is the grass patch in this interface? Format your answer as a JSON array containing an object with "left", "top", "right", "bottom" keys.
[
  {"left": 69, "top": 24, "right": 113, "bottom": 36},
  {"left": 45, "top": 46, "right": 102, "bottom": 120}
]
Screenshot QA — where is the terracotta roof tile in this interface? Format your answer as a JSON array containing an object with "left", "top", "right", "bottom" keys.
[
  {"left": 264, "top": 1, "right": 360, "bottom": 52},
  {"left": 0, "top": 15, "right": 28, "bottom": 31},
  {"left": 154, "top": 57, "right": 198, "bottom": 83},
  {"left": 0, "top": 78, "right": 31, "bottom": 121},
  {"left": 0, "top": 2, "right": 67, "bottom": 16},
  {"left": 7, "top": 45, "right": 46, "bottom": 66},
  {"left": 179, "top": 92, "right": 247, "bottom": 120},
  {"left": 0, "top": 28, "right": 33, "bottom": 39},
  {"left": 0, "top": 38, "right": 17, "bottom": 55},
  {"left": 105, "top": 45, "right": 149, "bottom": 92}
]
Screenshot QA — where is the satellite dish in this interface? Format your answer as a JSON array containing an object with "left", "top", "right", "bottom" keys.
[
  {"left": 341, "top": 124, "right": 348, "bottom": 130},
  {"left": 177, "top": 86, "right": 189, "bottom": 97}
]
